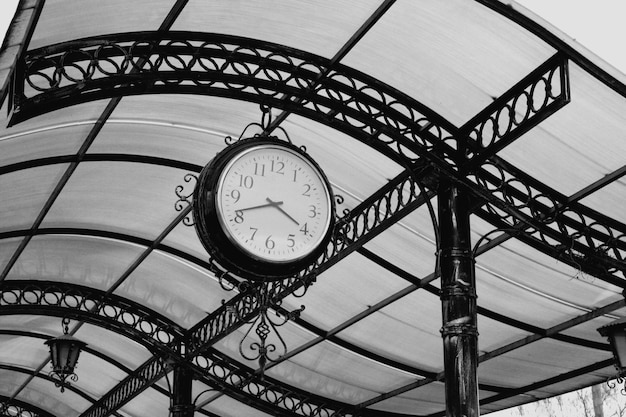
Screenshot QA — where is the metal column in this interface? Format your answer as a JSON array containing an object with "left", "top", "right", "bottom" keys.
[
  {"left": 438, "top": 182, "right": 479, "bottom": 417},
  {"left": 170, "top": 365, "right": 194, "bottom": 417}
]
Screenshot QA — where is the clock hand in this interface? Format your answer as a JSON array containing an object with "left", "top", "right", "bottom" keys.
[
  {"left": 266, "top": 198, "right": 300, "bottom": 226},
  {"left": 237, "top": 200, "right": 284, "bottom": 212}
]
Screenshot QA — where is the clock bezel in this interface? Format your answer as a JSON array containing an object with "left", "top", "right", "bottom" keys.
[{"left": 193, "top": 137, "right": 335, "bottom": 281}]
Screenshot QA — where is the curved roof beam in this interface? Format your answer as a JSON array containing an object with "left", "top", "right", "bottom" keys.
[
  {"left": 0, "top": 225, "right": 610, "bottom": 368},
  {"left": 0, "top": 329, "right": 133, "bottom": 375},
  {"left": 477, "top": 0, "right": 626, "bottom": 99},
  {"left": 0, "top": 331, "right": 218, "bottom": 417},
  {"left": 0, "top": 280, "right": 184, "bottom": 351},
  {"left": 0, "top": 281, "right": 394, "bottom": 417},
  {"left": 7, "top": 242, "right": 609, "bottom": 417},
  {"left": 0, "top": 394, "right": 57, "bottom": 417},
  {"left": 0, "top": 364, "right": 121, "bottom": 416},
  {"left": 8, "top": 32, "right": 624, "bottom": 287},
  {"left": 0, "top": 153, "right": 202, "bottom": 177}
]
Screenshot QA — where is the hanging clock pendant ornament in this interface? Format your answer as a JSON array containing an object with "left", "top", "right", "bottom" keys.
[{"left": 193, "top": 136, "right": 335, "bottom": 281}]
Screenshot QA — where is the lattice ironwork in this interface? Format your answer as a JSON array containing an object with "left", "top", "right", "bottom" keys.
[
  {"left": 0, "top": 396, "right": 56, "bottom": 417},
  {"left": 12, "top": 31, "right": 623, "bottom": 288},
  {"left": 11, "top": 31, "right": 458, "bottom": 164},
  {"left": 0, "top": 281, "right": 184, "bottom": 349},
  {"left": 9, "top": 30, "right": 626, "bottom": 417},
  {"left": 460, "top": 53, "right": 570, "bottom": 168},
  {"left": 191, "top": 349, "right": 357, "bottom": 417},
  {"left": 82, "top": 167, "right": 437, "bottom": 417},
  {"left": 187, "top": 165, "right": 437, "bottom": 355},
  {"left": 471, "top": 160, "right": 626, "bottom": 284},
  {"left": 0, "top": 276, "right": 410, "bottom": 417},
  {"left": 82, "top": 357, "right": 166, "bottom": 417}
]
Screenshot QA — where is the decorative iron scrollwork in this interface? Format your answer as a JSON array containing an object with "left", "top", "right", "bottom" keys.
[
  {"left": 607, "top": 373, "right": 626, "bottom": 396},
  {"left": 224, "top": 104, "right": 293, "bottom": 147},
  {"left": 226, "top": 282, "right": 305, "bottom": 378},
  {"left": 174, "top": 173, "right": 197, "bottom": 226}
]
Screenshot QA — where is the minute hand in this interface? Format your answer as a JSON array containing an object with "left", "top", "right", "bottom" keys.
[
  {"left": 266, "top": 198, "right": 300, "bottom": 225},
  {"left": 237, "top": 200, "right": 284, "bottom": 212}
]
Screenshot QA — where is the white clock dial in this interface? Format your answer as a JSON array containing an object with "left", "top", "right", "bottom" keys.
[{"left": 215, "top": 144, "right": 332, "bottom": 263}]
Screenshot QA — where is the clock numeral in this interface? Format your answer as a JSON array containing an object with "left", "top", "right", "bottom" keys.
[
  {"left": 249, "top": 227, "right": 258, "bottom": 240},
  {"left": 308, "top": 205, "right": 317, "bottom": 218},
  {"left": 292, "top": 169, "right": 298, "bottom": 182},
  {"left": 230, "top": 189, "right": 241, "bottom": 203},
  {"left": 233, "top": 210, "right": 244, "bottom": 224},
  {"left": 271, "top": 160, "right": 284, "bottom": 175},
  {"left": 238, "top": 174, "right": 254, "bottom": 189},
  {"left": 302, "top": 184, "right": 312, "bottom": 197},
  {"left": 265, "top": 235, "right": 275, "bottom": 249},
  {"left": 299, "top": 223, "right": 310, "bottom": 236},
  {"left": 287, "top": 234, "right": 295, "bottom": 248},
  {"left": 254, "top": 162, "right": 265, "bottom": 176}
]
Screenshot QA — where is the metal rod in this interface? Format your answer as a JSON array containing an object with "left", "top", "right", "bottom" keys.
[{"left": 438, "top": 182, "right": 479, "bottom": 417}]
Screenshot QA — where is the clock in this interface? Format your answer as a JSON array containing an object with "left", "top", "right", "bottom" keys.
[{"left": 193, "top": 137, "right": 335, "bottom": 280}]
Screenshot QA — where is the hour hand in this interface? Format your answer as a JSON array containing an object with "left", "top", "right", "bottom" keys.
[{"left": 266, "top": 198, "right": 299, "bottom": 225}]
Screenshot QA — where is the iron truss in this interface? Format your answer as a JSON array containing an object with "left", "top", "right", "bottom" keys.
[
  {"left": 1, "top": 395, "right": 56, "bottom": 417},
  {"left": 0, "top": 279, "right": 414, "bottom": 417},
  {"left": 5, "top": 30, "right": 626, "bottom": 417},
  {"left": 10, "top": 31, "right": 624, "bottom": 285},
  {"left": 79, "top": 166, "right": 437, "bottom": 417}
]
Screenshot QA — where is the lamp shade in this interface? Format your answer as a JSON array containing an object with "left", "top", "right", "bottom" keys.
[
  {"left": 598, "top": 317, "right": 626, "bottom": 370},
  {"left": 45, "top": 334, "right": 87, "bottom": 390}
]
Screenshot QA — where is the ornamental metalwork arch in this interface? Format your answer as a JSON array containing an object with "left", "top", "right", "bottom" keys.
[
  {"left": 3, "top": 18, "right": 626, "bottom": 417},
  {"left": 9, "top": 31, "right": 625, "bottom": 287}
]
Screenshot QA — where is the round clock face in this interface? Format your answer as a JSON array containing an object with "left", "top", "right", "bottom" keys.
[{"left": 213, "top": 143, "right": 333, "bottom": 266}]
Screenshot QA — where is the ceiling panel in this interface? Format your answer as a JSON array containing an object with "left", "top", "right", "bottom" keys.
[
  {"left": 30, "top": 0, "right": 175, "bottom": 49},
  {"left": 476, "top": 238, "right": 623, "bottom": 310},
  {"left": 0, "top": 164, "right": 68, "bottom": 233},
  {"left": 369, "top": 382, "right": 446, "bottom": 415},
  {"left": 0, "top": 238, "right": 22, "bottom": 273},
  {"left": 171, "top": 0, "right": 384, "bottom": 60},
  {"left": 8, "top": 235, "right": 145, "bottom": 289},
  {"left": 342, "top": 0, "right": 556, "bottom": 125},
  {"left": 0, "top": 369, "right": 30, "bottom": 396},
  {"left": 116, "top": 249, "right": 232, "bottom": 327},
  {"left": 270, "top": 340, "right": 419, "bottom": 404},
  {"left": 40, "top": 162, "right": 188, "bottom": 239},
  {"left": 337, "top": 288, "right": 443, "bottom": 371},
  {"left": 204, "top": 394, "right": 275, "bottom": 417},
  {"left": 15, "top": 376, "right": 92, "bottom": 417},
  {"left": 580, "top": 178, "right": 626, "bottom": 225},
  {"left": 478, "top": 338, "right": 613, "bottom": 388},
  {"left": 72, "top": 323, "right": 153, "bottom": 371},
  {"left": 283, "top": 252, "right": 409, "bottom": 330},
  {"left": 118, "top": 377, "right": 170, "bottom": 417},
  {"left": 92, "top": 95, "right": 267, "bottom": 166},
  {"left": 500, "top": 64, "right": 626, "bottom": 196},
  {"left": 0, "top": 334, "right": 48, "bottom": 369}
]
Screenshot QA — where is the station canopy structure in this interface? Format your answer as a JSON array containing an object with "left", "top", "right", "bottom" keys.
[{"left": 1, "top": 1, "right": 626, "bottom": 416}]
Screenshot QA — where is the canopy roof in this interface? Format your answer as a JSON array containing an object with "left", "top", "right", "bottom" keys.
[{"left": 0, "top": 1, "right": 625, "bottom": 416}]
